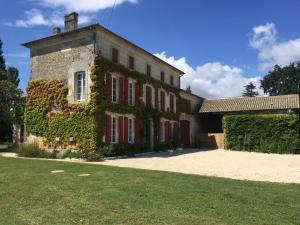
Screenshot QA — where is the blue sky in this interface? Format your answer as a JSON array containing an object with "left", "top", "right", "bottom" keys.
[{"left": 1, "top": 0, "right": 300, "bottom": 98}]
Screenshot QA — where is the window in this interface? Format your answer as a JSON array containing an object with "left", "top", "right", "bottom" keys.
[
  {"left": 160, "top": 71, "right": 165, "bottom": 82},
  {"left": 160, "top": 91, "right": 165, "bottom": 112},
  {"left": 128, "top": 56, "right": 134, "bottom": 70},
  {"left": 160, "top": 122, "right": 165, "bottom": 142},
  {"left": 128, "top": 81, "right": 135, "bottom": 106},
  {"left": 146, "top": 86, "right": 152, "bottom": 108},
  {"left": 128, "top": 118, "right": 134, "bottom": 143},
  {"left": 112, "top": 48, "right": 118, "bottom": 64},
  {"left": 170, "top": 76, "right": 174, "bottom": 86},
  {"left": 75, "top": 72, "right": 86, "bottom": 101},
  {"left": 170, "top": 94, "right": 174, "bottom": 113},
  {"left": 111, "top": 116, "right": 118, "bottom": 143},
  {"left": 146, "top": 64, "right": 151, "bottom": 76},
  {"left": 112, "top": 77, "right": 118, "bottom": 103}
]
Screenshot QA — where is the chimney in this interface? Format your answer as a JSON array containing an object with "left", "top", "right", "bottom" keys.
[
  {"left": 52, "top": 27, "right": 61, "bottom": 35},
  {"left": 64, "top": 12, "right": 78, "bottom": 32}
]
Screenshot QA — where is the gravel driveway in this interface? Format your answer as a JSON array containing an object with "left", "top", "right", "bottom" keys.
[{"left": 100, "top": 149, "right": 300, "bottom": 183}]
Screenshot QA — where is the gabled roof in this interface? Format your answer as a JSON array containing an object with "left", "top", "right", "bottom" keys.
[
  {"left": 22, "top": 24, "right": 185, "bottom": 75},
  {"left": 199, "top": 94, "right": 300, "bottom": 113}
]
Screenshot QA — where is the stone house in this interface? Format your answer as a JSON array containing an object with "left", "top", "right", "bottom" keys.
[{"left": 22, "top": 12, "right": 203, "bottom": 152}]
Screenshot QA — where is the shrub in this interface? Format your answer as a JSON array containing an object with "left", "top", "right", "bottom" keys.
[
  {"left": 18, "top": 143, "right": 50, "bottom": 158},
  {"left": 223, "top": 114, "right": 300, "bottom": 154}
]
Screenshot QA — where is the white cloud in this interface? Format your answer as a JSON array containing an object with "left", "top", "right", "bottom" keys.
[
  {"left": 3, "top": 8, "right": 93, "bottom": 28},
  {"left": 155, "top": 52, "right": 262, "bottom": 99},
  {"left": 3, "top": 0, "right": 137, "bottom": 28},
  {"left": 250, "top": 22, "right": 300, "bottom": 70},
  {"left": 38, "top": 0, "right": 138, "bottom": 13},
  {"left": 5, "top": 52, "right": 29, "bottom": 58}
]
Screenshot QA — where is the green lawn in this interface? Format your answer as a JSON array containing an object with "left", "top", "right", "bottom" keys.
[{"left": 0, "top": 157, "right": 299, "bottom": 225}]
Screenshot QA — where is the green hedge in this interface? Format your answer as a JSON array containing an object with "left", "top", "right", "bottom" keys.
[{"left": 223, "top": 114, "right": 300, "bottom": 154}]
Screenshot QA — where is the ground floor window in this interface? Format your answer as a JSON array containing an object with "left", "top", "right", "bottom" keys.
[
  {"left": 160, "top": 122, "right": 165, "bottom": 142},
  {"left": 128, "top": 118, "right": 134, "bottom": 143},
  {"left": 111, "top": 116, "right": 118, "bottom": 143}
]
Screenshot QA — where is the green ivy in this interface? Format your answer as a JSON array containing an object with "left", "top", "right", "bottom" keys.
[
  {"left": 223, "top": 114, "right": 300, "bottom": 154},
  {"left": 25, "top": 54, "right": 183, "bottom": 157}
]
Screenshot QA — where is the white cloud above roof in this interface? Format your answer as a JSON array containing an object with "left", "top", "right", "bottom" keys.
[
  {"left": 250, "top": 22, "right": 300, "bottom": 70},
  {"left": 154, "top": 51, "right": 262, "bottom": 99},
  {"left": 38, "top": 0, "right": 138, "bottom": 13}
]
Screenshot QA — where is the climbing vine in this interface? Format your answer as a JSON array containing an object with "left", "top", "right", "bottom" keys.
[{"left": 25, "top": 53, "right": 183, "bottom": 157}]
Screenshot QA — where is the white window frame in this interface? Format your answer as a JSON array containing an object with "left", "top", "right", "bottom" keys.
[
  {"left": 111, "top": 116, "right": 118, "bottom": 143},
  {"left": 128, "top": 118, "right": 135, "bottom": 143},
  {"left": 128, "top": 81, "right": 135, "bottom": 106},
  {"left": 112, "top": 76, "right": 118, "bottom": 103},
  {"left": 75, "top": 72, "right": 86, "bottom": 101}
]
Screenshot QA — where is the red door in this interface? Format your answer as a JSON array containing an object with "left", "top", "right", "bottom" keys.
[{"left": 180, "top": 120, "right": 190, "bottom": 148}]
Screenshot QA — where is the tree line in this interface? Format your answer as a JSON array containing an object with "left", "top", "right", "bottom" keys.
[{"left": 0, "top": 38, "right": 23, "bottom": 142}]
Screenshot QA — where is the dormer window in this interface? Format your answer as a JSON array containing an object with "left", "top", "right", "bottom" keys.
[
  {"left": 112, "top": 48, "right": 119, "bottom": 64},
  {"left": 75, "top": 72, "right": 86, "bottom": 101}
]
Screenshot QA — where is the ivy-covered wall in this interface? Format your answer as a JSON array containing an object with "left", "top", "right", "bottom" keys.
[
  {"left": 25, "top": 54, "right": 184, "bottom": 156},
  {"left": 223, "top": 114, "right": 300, "bottom": 154}
]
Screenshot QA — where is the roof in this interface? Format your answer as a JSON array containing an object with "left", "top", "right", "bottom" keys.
[
  {"left": 199, "top": 94, "right": 300, "bottom": 113},
  {"left": 180, "top": 89, "right": 205, "bottom": 100},
  {"left": 22, "top": 24, "right": 185, "bottom": 75}
]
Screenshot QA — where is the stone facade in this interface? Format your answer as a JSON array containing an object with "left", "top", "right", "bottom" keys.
[{"left": 23, "top": 22, "right": 203, "bottom": 149}]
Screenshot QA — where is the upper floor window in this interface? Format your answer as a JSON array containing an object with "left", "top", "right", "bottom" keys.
[
  {"left": 128, "top": 118, "right": 134, "bottom": 143},
  {"left": 128, "top": 56, "right": 134, "bottom": 70},
  {"left": 160, "top": 91, "right": 165, "bottom": 112},
  {"left": 170, "top": 94, "right": 175, "bottom": 113},
  {"left": 111, "top": 116, "right": 118, "bottom": 143},
  {"left": 146, "top": 86, "right": 152, "bottom": 108},
  {"left": 112, "top": 76, "right": 118, "bottom": 103},
  {"left": 170, "top": 76, "right": 174, "bottom": 86},
  {"left": 112, "top": 48, "right": 119, "bottom": 64},
  {"left": 128, "top": 81, "right": 135, "bottom": 106},
  {"left": 146, "top": 64, "right": 151, "bottom": 76},
  {"left": 75, "top": 72, "right": 86, "bottom": 101},
  {"left": 160, "top": 71, "right": 165, "bottom": 82}
]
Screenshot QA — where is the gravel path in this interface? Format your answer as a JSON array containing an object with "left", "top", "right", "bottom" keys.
[{"left": 100, "top": 149, "right": 300, "bottom": 184}]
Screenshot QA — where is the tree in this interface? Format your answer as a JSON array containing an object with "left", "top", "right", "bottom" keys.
[
  {"left": 242, "top": 82, "right": 258, "bottom": 97},
  {"left": 186, "top": 85, "right": 192, "bottom": 93},
  {"left": 260, "top": 62, "right": 300, "bottom": 96},
  {"left": 0, "top": 39, "right": 6, "bottom": 81},
  {"left": 6, "top": 67, "right": 20, "bottom": 86},
  {"left": 0, "top": 80, "right": 22, "bottom": 124}
]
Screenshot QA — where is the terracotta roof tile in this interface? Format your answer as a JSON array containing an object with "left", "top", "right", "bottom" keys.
[{"left": 199, "top": 94, "right": 300, "bottom": 113}]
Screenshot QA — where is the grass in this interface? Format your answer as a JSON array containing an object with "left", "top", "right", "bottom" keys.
[{"left": 0, "top": 157, "right": 299, "bottom": 225}]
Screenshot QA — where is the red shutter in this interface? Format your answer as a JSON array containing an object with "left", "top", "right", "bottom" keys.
[
  {"left": 124, "top": 77, "right": 129, "bottom": 105},
  {"left": 135, "top": 82, "right": 139, "bottom": 106},
  {"left": 164, "top": 121, "right": 168, "bottom": 141},
  {"left": 118, "top": 116, "right": 124, "bottom": 143},
  {"left": 134, "top": 118, "right": 140, "bottom": 143},
  {"left": 112, "top": 48, "right": 118, "bottom": 64},
  {"left": 124, "top": 117, "right": 128, "bottom": 144},
  {"left": 170, "top": 94, "right": 174, "bottom": 113},
  {"left": 106, "top": 73, "right": 112, "bottom": 102},
  {"left": 168, "top": 122, "right": 172, "bottom": 141},
  {"left": 105, "top": 114, "right": 111, "bottom": 144},
  {"left": 160, "top": 91, "right": 165, "bottom": 112},
  {"left": 145, "top": 86, "right": 150, "bottom": 108},
  {"left": 119, "top": 77, "right": 124, "bottom": 104}
]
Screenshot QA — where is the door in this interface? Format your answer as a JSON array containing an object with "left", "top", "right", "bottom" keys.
[{"left": 180, "top": 120, "right": 190, "bottom": 148}]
